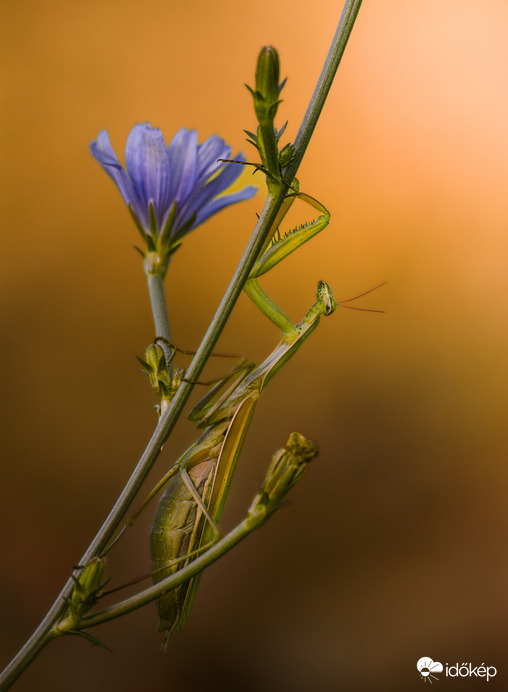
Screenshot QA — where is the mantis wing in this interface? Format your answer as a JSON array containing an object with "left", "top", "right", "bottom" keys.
[{"left": 177, "top": 394, "right": 257, "bottom": 630}]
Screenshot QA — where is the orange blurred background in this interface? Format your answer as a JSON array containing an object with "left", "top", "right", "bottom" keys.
[{"left": 2, "top": 1, "right": 508, "bottom": 690}]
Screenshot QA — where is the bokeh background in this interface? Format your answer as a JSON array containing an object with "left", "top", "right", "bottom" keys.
[{"left": 2, "top": 1, "right": 508, "bottom": 690}]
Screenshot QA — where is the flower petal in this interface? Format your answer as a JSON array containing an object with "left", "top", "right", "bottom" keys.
[
  {"left": 176, "top": 153, "right": 248, "bottom": 228},
  {"left": 195, "top": 135, "right": 231, "bottom": 184},
  {"left": 90, "top": 132, "right": 136, "bottom": 206},
  {"left": 125, "top": 124, "right": 171, "bottom": 229},
  {"left": 191, "top": 186, "right": 258, "bottom": 230},
  {"left": 166, "top": 128, "right": 198, "bottom": 205}
]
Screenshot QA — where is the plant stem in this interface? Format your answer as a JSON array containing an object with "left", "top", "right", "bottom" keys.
[
  {"left": 146, "top": 272, "right": 173, "bottom": 373},
  {"left": 0, "top": 2, "right": 364, "bottom": 688},
  {"left": 82, "top": 516, "right": 255, "bottom": 628}
]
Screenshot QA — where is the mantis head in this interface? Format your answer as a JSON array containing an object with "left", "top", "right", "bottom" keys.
[{"left": 317, "top": 281, "right": 337, "bottom": 316}]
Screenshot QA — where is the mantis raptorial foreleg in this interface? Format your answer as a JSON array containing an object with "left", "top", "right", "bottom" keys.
[{"left": 244, "top": 187, "right": 331, "bottom": 335}]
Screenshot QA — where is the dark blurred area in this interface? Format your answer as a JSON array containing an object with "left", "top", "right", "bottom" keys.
[{"left": 1, "top": 1, "right": 507, "bottom": 690}]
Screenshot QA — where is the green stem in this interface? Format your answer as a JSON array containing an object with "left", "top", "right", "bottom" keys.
[
  {"left": 80, "top": 515, "right": 256, "bottom": 629},
  {"left": 0, "top": 3, "right": 364, "bottom": 688},
  {"left": 257, "top": 121, "right": 281, "bottom": 194},
  {"left": 146, "top": 272, "right": 173, "bottom": 373},
  {"left": 146, "top": 273, "right": 171, "bottom": 343}
]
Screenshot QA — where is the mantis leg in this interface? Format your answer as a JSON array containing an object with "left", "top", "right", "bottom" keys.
[
  {"left": 244, "top": 188, "right": 331, "bottom": 335},
  {"left": 179, "top": 467, "right": 221, "bottom": 540},
  {"left": 187, "top": 358, "right": 255, "bottom": 424}
]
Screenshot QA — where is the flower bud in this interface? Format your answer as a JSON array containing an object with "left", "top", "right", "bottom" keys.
[
  {"left": 250, "top": 46, "right": 283, "bottom": 125},
  {"left": 68, "top": 557, "right": 107, "bottom": 619},
  {"left": 256, "top": 47, "right": 279, "bottom": 102},
  {"left": 248, "top": 432, "right": 318, "bottom": 524},
  {"left": 137, "top": 342, "right": 171, "bottom": 394},
  {"left": 278, "top": 142, "right": 294, "bottom": 169}
]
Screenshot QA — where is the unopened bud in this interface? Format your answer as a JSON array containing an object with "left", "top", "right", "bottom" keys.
[
  {"left": 68, "top": 557, "right": 107, "bottom": 619},
  {"left": 256, "top": 47, "right": 279, "bottom": 101},
  {"left": 278, "top": 142, "right": 294, "bottom": 169},
  {"left": 248, "top": 46, "right": 283, "bottom": 125},
  {"left": 249, "top": 432, "right": 318, "bottom": 524},
  {"left": 137, "top": 342, "right": 172, "bottom": 394}
]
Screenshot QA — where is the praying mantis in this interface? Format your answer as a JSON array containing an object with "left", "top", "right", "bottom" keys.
[{"left": 148, "top": 186, "right": 336, "bottom": 640}]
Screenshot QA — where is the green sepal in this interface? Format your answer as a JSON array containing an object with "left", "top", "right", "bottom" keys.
[
  {"left": 68, "top": 629, "right": 112, "bottom": 652},
  {"left": 244, "top": 84, "right": 256, "bottom": 100},
  {"left": 245, "top": 138, "right": 259, "bottom": 153},
  {"left": 158, "top": 200, "right": 177, "bottom": 249},
  {"left": 167, "top": 239, "right": 182, "bottom": 256},
  {"left": 133, "top": 245, "right": 146, "bottom": 258},
  {"left": 146, "top": 342, "right": 169, "bottom": 369},
  {"left": 148, "top": 202, "right": 159, "bottom": 249},
  {"left": 244, "top": 128, "right": 258, "bottom": 144},
  {"left": 128, "top": 205, "right": 149, "bottom": 244},
  {"left": 158, "top": 381, "right": 170, "bottom": 399},
  {"left": 145, "top": 235, "right": 157, "bottom": 253},
  {"left": 136, "top": 355, "right": 153, "bottom": 372},
  {"left": 275, "top": 121, "right": 288, "bottom": 141}
]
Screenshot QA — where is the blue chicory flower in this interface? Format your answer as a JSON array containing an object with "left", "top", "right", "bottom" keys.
[{"left": 90, "top": 123, "right": 257, "bottom": 242}]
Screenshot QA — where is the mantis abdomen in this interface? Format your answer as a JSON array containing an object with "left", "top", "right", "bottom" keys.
[{"left": 150, "top": 459, "right": 215, "bottom": 633}]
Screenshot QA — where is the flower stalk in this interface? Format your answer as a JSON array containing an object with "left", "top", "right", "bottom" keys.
[{"left": 145, "top": 272, "right": 173, "bottom": 370}]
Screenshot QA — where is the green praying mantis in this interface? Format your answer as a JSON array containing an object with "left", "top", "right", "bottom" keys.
[
  {"left": 142, "top": 48, "right": 384, "bottom": 643},
  {"left": 147, "top": 186, "right": 336, "bottom": 641}
]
